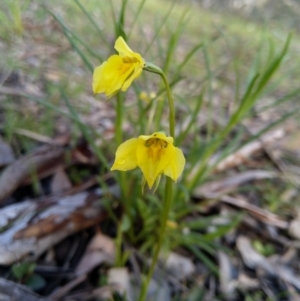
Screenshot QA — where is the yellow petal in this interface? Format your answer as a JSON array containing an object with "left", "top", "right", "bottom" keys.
[
  {"left": 93, "top": 55, "right": 135, "bottom": 97},
  {"left": 93, "top": 56, "right": 123, "bottom": 95},
  {"left": 92, "top": 62, "right": 106, "bottom": 94},
  {"left": 93, "top": 37, "right": 144, "bottom": 97},
  {"left": 111, "top": 138, "right": 139, "bottom": 171},
  {"left": 121, "top": 66, "right": 143, "bottom": 92},
  {"left": 138, "top": 132, "right": 173, "bottom": 145},
  {"left": 136, "top": 138, "right": 173, "bottom": 188},
  {"left": 163, "top": 147, "right": 185, "bottom": 182},
  {"left": 110, "top": 132, "right": 185, "bottom": 190},
  {"left": 114, "top": 36, "right": 134, "bottom": 57},
  {"left": 114, "top": 37, "right": 144, "bottom": 67}
]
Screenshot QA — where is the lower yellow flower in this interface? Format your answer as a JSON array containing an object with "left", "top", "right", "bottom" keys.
[
  {"left": 111, "top": 132, "right": 185, "bottom": 189},
  {"left": 93, "top": 37, "right": 145, "bottom": 98}
]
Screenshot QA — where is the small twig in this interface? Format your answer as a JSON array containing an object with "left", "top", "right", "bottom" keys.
[
  {"left": 13, "top": 128, "right": 60, "bottom": 145},
  {"left": 48, "top": 274, "right": 87, "bottom": 300},
  {"left": 196, "top": 191, "right": 289, "bottom": 229}
]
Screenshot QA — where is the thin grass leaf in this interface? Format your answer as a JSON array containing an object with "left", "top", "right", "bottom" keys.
[
  {"left": 206, "top": 109, "right": 300, "bottom": 180},
  {"left": 202, "top": 46, "right": 213, "bottom": 139},
  {"left": 187, "top": 246, "right": 219, "bottom": 275},
  {"left": 117, "top": 0, "right": 128, "bottom": 40},
  {"left": 16, "top": 92, "right": 81, "bottom": 123},
  {"left": 201, "top": 216, "right": 241, "bottom": 241},
  {"left": 252, "top": 33, "right": 292, "bottom": 100},
  {"left": 186, "top": 287, "right": 205, "bottom": 301},
  {"left": 266, "top": 37, "right": 276, "bottom": 67},
  {"left": 245, "top": 31, "right": 265, "bottom": 88},
  {"left": 47, "top": 10, "right": 102, "bottom": 61},
  {"left": 163, "top": 7, "right": 190, "bottom": 74},
  {"left": 259, "top": 87, "right": 300, "bottom": 112},
  {"left": 188, "top": 34, "right": 292, "bottom": 190},
  {"left": 177, "top": 91, "right": 204, "bottom": 144},
  {"left": 47, "top": 10, "right": 94, "bottom": 73},
  {"left": 214, "top": 24, "right": 241, "bottom": 103},
  {"left": 64, "top": 30, "right": 94, "bottom": 73},
  {"left": 182, "top": 215, "right": 225, "bottom": 230},
  {"left": 127, "top": 0, "right": 148, "bottom": 38},
  {"left": 73, "top": 0, "right": 110, "bottom": 48},
  {"left": 154, "top": 6, "right": 190, "bottom": 131},
  {"left": 226, "top": 73, "right": 260, "bottom": 129},
  {"left": 143, "top": 0, "right": 177, "bottom": 56},
  {"left": 108, "top": 1, "right": 118, "bottom": 38},
  {"left": 172, "top": 41, "right": 204, "bottom": 81},
  {"left": 59, "top": 87, "right": 109, "bottom": 169}
]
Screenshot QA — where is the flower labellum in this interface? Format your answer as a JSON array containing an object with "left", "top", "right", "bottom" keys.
[
  {"left": 111, "top": 132, "right": 185, "bottom": 190},
  {"left": 93, "top": 36, "right": 145, "bottom": 98}
]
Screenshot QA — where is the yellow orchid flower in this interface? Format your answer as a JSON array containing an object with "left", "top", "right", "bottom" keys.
[
  {"left": 93, "top": 37, "right": 145, "bottom": 98},
  {"left": 111, "top": 132, "right": 185, "bottom": 189}
]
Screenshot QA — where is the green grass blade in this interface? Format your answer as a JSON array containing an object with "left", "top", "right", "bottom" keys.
[
  {"left": 163, "top": 6, "right": 190, "bottom": 74},
  {"left": 172, "top": 41, "right": 204, "bottom": 81},
  {"left": 252, "top": 34, "right": 292, "bottom": 100},
  {"left": 259, "top": 87, "right": 300, "bottom": 112},
  {"left": 47, "top": 9, "right": 94, "bottom": 73},
  {"left": 47, "top": 9, "right": 102, "bottom": 61},
  {"left": 108, "top": 1, "right": 118, "bottom": 38},
  {"left": 117, "top": 0, "right": 129, "bottom": 39},
  {"left": 59, "top": 87, "right": 109, "bottom": 169},
  {"left": 187, "top": 245, "right": 219, "bottom": 275},
  {"left": 73, "top": 0, "right": 110, "bottom": 48},
  {"left": 127, "top": 0, "right": 148, "bottom": 38},
  {"left": 143, "top": 0, "right": 177, "bottom": 56},
  {"left": 202, "top": 46, "right": 213, "bottom": 139},
  {"left": 177, "top": 91, "right": 204, "bottom": 144}
]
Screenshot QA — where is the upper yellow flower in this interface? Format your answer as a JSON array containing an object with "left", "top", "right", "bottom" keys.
[
  {"left": 93, "top": 37, "right": 145, "bottom": 98},
  {"left": 111, "top": 132, "right": 185, "bottom": 189}
]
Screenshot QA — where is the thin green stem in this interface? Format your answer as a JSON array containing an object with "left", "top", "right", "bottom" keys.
[
  {"left": 139, "top": 178, "right": 173, "bottom": 301},
  {"left": 143, "top": 63, "right": 175, "bottom": 138},
  {"left": 115, "top": 94, "right": 123, "bottom": 145},
  {"left": 114, "top": 94, "right": 129, "bottom": 268},
  {"left": 139, "top": 63, "right": 175, "bottom": 301},
  {"left": 115, "top": 220, "right": 123, "bottom": 267},
  {"left": 160, "top": 72, "right": 175, "bottom": 138},
  {"left": 115, "top": 94, "right": 128, "bottom": 199}
]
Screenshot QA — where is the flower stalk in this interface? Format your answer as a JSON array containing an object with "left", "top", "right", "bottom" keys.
[
  {"left": 143, "top": 63, "right": 175, "bottom": 138},
  {"left": 138, "top": 65, "right": 176, "bottom": 301},
  {"left": 92, "top": 37, "right": 184, "bottom": 301},
  {"left": 138, "top": 177, "right": 173, "bottom": 301}
]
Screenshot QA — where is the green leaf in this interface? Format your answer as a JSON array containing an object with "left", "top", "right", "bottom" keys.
[
  {"left": 12, "top": 262, "right": 36, "bottom": 280},
  {"left": 186, "top": 286, "right": 205, "bottom": 301},
  {"left": 25, "top": 274, "right": 46, "bottom": 291},
  {"left": 121, "top": 214, "right": 131, "bottom": 232}
]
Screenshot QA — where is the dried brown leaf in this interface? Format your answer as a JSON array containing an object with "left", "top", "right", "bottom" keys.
[
  {"left": 196, "top": 170, "right": 277, "bottom": 195},
  {"left": 0, "top": 145, "right": 65, "bottom": 203},
  {"left": 75, "top": 232, "right": 115, "bottom": 275},
  {"left": 194, "top": 191, "right": 288, "bottom": 229},
  {"left": 50, "top": 166, "right": 72, "bottom": 194}
]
